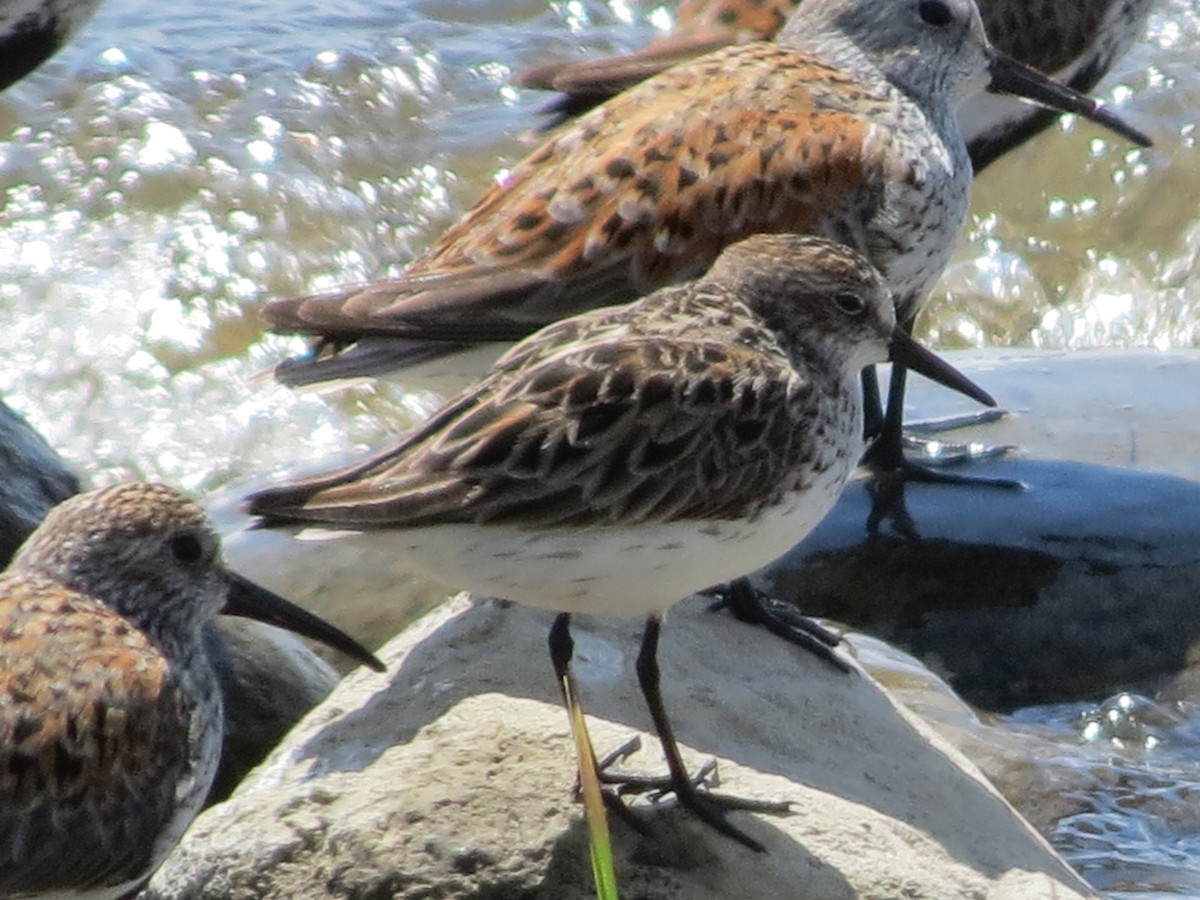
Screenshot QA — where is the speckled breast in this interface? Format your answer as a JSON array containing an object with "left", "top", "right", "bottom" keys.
[{"left": 861, "top": 101, "right": 973, "bottom": 327}]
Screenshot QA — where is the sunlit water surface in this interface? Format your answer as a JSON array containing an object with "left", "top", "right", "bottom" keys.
[{"left": 3, "top": 0, "right": 1200, "bottom": 893}]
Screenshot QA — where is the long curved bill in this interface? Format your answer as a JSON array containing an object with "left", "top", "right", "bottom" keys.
[
  {"left": 223, "top": 572, "right": 385, "bottom": 672},
  {"left": 889, "top": 331, "right": 995, "bottom": 408},
  {"left": 987, "top": 49, "right": 1151, "bottom": 149}
]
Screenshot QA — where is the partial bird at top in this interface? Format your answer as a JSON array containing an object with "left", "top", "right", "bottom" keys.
[
  {"left": 263, "top": 0, "right": 1150, "bottom": 399},
  {"left": 518, "top": 0, "right": 1156, "bottom": 170},
  {"left": 0, "top": 0, "right": 104, "bottom": 92}
]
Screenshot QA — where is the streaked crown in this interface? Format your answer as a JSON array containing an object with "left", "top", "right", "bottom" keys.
[
  {"left": 12, "top": 483, "right": 226, "bottom": 637},
  {"left": 704, "top": 234, "right": 895, "bottom": 372}
]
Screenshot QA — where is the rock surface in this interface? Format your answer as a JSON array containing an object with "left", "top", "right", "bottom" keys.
[
  {"left": 764, "top": 457, "right": 1200, "bottom": 709},
  {"left": 144, "top": 595, "right": 1095, "bottom": 900},
  {"left": 892, "top": 348, "right": 1200, "bottom": 481}
]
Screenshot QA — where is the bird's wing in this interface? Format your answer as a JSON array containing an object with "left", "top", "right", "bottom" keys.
[
  {"left": 517, "top": 0, "right": 799, "bottom": 120},
  {"left": 262, "top": 44, "right": 883, "bottom": 345},
  {"left": 248, "top": 331, "right": 822, "bottom": 529},
  {"left": 518, "top": 34, "right": 735, "bottom": 123}
]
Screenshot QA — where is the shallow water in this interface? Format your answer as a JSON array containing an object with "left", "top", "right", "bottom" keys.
[{"left": 3, "top": 0, "right": 1200, "bottom": 893}]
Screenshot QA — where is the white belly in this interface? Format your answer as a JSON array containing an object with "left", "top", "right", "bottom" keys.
[{"left": 309, "top": 464, "right": 850, "bottom": 618}]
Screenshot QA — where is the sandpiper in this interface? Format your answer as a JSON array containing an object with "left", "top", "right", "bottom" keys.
[
  {"left": 249, "top": 234, "right": 995, "bottom": 850},
  {"left": 0, "top": 482, "right": 383, "bottom": 900},
  {"left": 518, "top": 0, "right": 1155, "bottom": 170},
  {"left": 262, "top": 0, "right": 1147, "bottom": 474}
]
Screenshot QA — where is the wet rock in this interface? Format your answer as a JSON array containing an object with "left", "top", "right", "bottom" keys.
[
  {"left": 145, "top": 595, "right": 1094, "bottom": 900},
  {"left": 201, "top": 618, "right": 339, "bottom": 804},
  {"left": 0, "top": 397, "right": 82, "bottom": 564},
  {"left": 898, "top": 349, "right": 1200, "bottom": 483},
  {"left": 764, "top": 457, "right": 1200, "bottom": 710}
]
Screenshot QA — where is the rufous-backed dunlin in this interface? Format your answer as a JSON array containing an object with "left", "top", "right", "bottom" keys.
[
  {"left": 0, "top": 482, "right": 383, "bottom": 900},
  {"left": 523, "top": 0, "right": 1152, "bottom": 169},
  {"left": 519, "top": 0, "right": 1155, "bottom": 169},
  {"left": 248, "top": 234, "right": 995, "bottom": 851},
  {"left": 262, "top": 0, "right": 1146, "bottom": 475}
]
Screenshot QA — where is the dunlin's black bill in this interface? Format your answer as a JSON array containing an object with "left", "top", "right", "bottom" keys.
[
  {"left": 985, "top": 48, "right": 1150, "bottom": 149},
  {"left": 223, "top": 572, "right": 383, "bottom": 673}
]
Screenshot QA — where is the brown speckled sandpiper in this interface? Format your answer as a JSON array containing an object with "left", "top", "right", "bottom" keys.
[
  {"left": 248, "top": 234, "right": 994, "bottom": 851},
  {"left": 0, "top": 482, "right": 382, "bottom": 900}
]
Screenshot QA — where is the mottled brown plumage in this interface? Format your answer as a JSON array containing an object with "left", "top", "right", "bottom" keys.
[
  {"left": 0, "top": 483, "right": 381, "bottom": 900},
  {"left": 265, "top": 0, "right": 1147, "bottom": 392},
  {"left": 518, "top": 0, "right": 1155, "bottom": 169},
  {"left": 253, "top": 236, "right": 912, "bottom": 539},
  {"left": 0, "top": 576, "right": 188, "bottom": 898}
]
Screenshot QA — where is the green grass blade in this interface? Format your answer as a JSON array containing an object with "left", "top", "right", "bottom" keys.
[{"left": 562, "top": 672, "right": 620, "bottom": 900}]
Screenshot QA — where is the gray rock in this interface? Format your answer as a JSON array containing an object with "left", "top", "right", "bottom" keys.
[
  {"left": 0, "top": 397, "right": 81, "bottom": 564},
  {"left": 201, "top": 618, "right": 339, "bottom": 804},
  {"left": 763, "top": 457, "right": 1200, "bottom": 710},
  {"left": 145, "top": 595, "right": 1095, "bottom": 900},
  {"left": 897, "top": 348, "right": 1200, "bottom": 483}
]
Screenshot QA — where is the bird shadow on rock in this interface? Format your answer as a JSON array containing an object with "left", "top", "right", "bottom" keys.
[{"left": 535, "top": 806, "right": 858, "bottom": 900}]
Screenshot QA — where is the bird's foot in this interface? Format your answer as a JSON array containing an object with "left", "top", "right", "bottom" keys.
[
  {"left": 705, "top": 578, "right": 851, "bottom": 674},
  {"left": 863, "top": 409, "right": 1024, "bottom": 492},
  {"left": 588, "top": 735, "right": 790, "bottom": 851},
  {"left": 902, "top": 408, "right": 1016, "bottom": 470}
]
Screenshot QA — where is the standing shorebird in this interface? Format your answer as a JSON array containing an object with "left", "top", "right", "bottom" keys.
[
  {"left": 248, "top": 235, "right": 995, "bottom": 850},
  {"left": 518, "top": 0, "right": 1156, "bottom": 170},
  {"left": 262, "top": 0, "right": 1147, "bottom": 478},
  {"left": 0, "top": 482, "right": 383, "bottom": 900}
]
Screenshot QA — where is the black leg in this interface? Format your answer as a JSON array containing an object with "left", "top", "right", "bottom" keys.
[
  {"left": 864, "top": 361, "right": 1022, "bottom": 489},
  {"left": 550, "top": 613, "right": 647, "bottom": 830},
  {"left": 862, "top": 365, "right": 884, "bottom": 441},
  {"left": 873, "top": 361, "right": 909, "bottom": 472},
  {"left": 633, "top": 615, "right": 786, "bottom": 853},
  {"left": 549, "top": 611, "right": 574, "bottom": 688}
]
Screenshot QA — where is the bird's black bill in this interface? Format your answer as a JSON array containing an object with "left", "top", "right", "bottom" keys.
[
  {"left": 987, "top": 50, "right": 1151, "bottom": 149},
  {"left": 889, "top": 331, "right": 995, "bottom": 408},
  {"left": 223, "top": 572, "right": 385, "bottom": 672}
]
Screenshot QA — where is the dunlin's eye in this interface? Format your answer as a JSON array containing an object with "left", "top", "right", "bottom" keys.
[
  {"left": 834, "top": 293, "right": 867, "bottom": 316},
  {"left": 918, "top": 0, "right": 954, "bottom": 26},
  {"left": 170, "top": 533, "right": 205, "bottom": 564}
]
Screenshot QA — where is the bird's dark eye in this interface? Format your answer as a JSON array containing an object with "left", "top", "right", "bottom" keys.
[
  {"left": 918, "top": 0, "right": 954, "bottom": 26},
  {"left": 170, "top": 533, "right": 205, "bottom": 564},
  {"left": 834, "top": 293, "right": 867, "bottom": 316}
]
